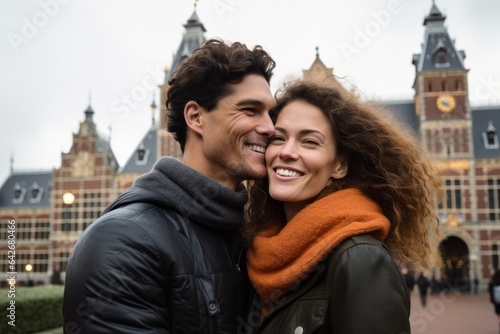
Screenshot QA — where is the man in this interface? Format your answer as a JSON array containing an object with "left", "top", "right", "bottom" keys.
[{"left": 63, "top": 39, "right": 276, "bottom": 333}]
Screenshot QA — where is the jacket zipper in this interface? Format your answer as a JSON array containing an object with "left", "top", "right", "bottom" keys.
[
  {"left": 236, "top": 246, "right": 244, "bottom": 273},
  {"left": 209, "top": 316, "right": 217, "bottom": 333}
]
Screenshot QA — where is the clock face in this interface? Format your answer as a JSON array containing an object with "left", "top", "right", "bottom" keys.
[{"left": 436, "top": 94, "right": 456, "bottom": 113}]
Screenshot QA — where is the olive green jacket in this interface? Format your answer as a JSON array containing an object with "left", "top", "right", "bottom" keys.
[{"left": 242, "top": 234, "right": 411, "bottom": 334}]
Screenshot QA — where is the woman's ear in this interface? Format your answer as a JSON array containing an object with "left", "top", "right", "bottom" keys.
[
  {"left": 331, "top": 159, "right": 348, "bottom": 179},
  {"left": 184, "top": 101, "right": 204, "bottom": 136}
]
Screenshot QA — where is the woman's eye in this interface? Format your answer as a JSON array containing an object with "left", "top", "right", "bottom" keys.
[
  {"left": 269, "top": 136, "right": 285, "bottom": 143},
  {"left": 304, "top": 139, "right": 319, "bottom": 145}
]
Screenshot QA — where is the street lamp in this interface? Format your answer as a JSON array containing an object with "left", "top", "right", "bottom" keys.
[
  {"left": 25, "top": 263, "right": 33, "bottom": 287},
  {"left": 61, "top": 192, "right": 75, "bottom": 275},
  {"left": 63, "top": 192, "right": 75, "bottom": 206},
  {"left": 62, "top": 192, "right": 75, "bottom": 232}
]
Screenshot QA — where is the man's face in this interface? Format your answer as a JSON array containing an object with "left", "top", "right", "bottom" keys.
[{"left": 201, "top": 74, "right": 275, "bottom": 189}]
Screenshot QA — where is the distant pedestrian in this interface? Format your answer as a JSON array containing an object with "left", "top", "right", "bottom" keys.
[
  {"left": 417, "top": 273, "right": 430, "bottom": 308},
  {"left": 430, "top": 275, "right": 439, "bottom": 295},
  {"left": 489, "top": 270, "right": 500, "bottom": 332},
  {"left": 402, "top": 267, "right": 415, "bottom": 294},
  {"left": 473, "top": 277, "right": 479, "bottom": 294}
]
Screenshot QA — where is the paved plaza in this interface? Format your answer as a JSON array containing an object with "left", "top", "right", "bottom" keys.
[
  {"left": 36, "top": 290, "right": 498, "bottom": 334},
  {"left": 410, "top": 290, "right": 498, "bottom": 334}
]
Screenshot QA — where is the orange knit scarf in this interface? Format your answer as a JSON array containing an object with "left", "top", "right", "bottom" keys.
[{"left": 246, "top": 188, "right": 390, "bottom": 302}]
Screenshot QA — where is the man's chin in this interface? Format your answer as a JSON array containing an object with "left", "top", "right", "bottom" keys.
[
  {"left": 249, "top": 168, "right": 268, "bottom": 181},
  {"left": 241, "top": 163, "right": 266, "bottom": 181},
  {"left": 230, "top": 158, "right": 267, "bottom": 181}
]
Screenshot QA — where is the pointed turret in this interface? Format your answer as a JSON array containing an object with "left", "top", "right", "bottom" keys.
[
  {"left": 79, "top": 96, "right": 97, "bottom": 136},
  {"left": 157, "top": 6, "right": 205, "bottom": 160},
  {"left": 164, "top": 7, "right": 206, "bottom": 83},
  {"left": 84, "top": 94, "right": 95, "bottom": 123},
  {"left": 412, "top": 2, "right": 466, "bottom": 72},
  {"left": 423, "top": 1, "right": 446, "bottom": 26},
  {"left": 84, "top": 105, "right": 94, "bottom": 123}
]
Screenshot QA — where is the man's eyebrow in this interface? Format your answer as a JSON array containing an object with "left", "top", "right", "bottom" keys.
[{"left": 235, "top": 99, "right": 266, "bottom": 107}]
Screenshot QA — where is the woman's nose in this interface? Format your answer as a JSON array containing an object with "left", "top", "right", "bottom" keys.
[{"left": 278, "top": 141, "right": 299, "bottom": 160}]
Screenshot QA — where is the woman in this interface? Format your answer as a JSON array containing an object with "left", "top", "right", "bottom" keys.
[{"left": 243, "top": 81, "right": 442, "bottom": 333}]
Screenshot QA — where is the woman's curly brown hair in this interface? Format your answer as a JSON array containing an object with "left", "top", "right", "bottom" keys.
[{"left": 245, "top": 80, "right": 443, "bottom": 271}]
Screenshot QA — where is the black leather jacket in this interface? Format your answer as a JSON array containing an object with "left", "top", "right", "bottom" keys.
[
  {"left": 63, "top": 158, "right": 249, "bottom": 333},
  {"left": 241, "top": 235, "right": 410, "bottom": 334}
]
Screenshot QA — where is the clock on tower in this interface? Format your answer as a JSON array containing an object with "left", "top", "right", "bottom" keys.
[{"left": 436, "top": 94, "right": 456, "bottom": 113}]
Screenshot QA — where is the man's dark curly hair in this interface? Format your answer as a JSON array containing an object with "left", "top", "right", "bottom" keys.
[{"left": 166, "top": 38, "right": 276, "bottom": 152}]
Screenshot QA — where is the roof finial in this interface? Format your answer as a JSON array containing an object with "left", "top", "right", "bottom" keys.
[
  {"left": 85, "top": 91, "right": 95, "bottom": 122},
  {"left": 315, "top": 46, "right": 319, "bottom": 59},
  {"left": 10, "top": 152, "right": 14, "bottom": 174},
  {"left": 151, "top": 93, "right": 157, "bottom": 126},
  {"left": 194, "top": 0, "right": 198, "bottom": 9}
]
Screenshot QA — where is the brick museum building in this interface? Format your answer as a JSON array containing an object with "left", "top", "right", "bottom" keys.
[{"left": 1, "top": 3, "right": 499, "bottom": 289}]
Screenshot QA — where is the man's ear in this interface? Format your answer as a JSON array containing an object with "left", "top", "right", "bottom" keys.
[
  {"left": 184, "top": 101, "right": 204, "bottom": 136},
  {"left": 331, "top": 159, "right": 348, "bottom": 179}
]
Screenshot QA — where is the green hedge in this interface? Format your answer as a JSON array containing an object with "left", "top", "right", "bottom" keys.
[{"left": 0, "top": 284, "right": 64, "bottom": 334}]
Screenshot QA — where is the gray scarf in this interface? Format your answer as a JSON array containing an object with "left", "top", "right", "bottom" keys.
[{"left": 104, "top": 157, "right": 248, "bottom": 229}]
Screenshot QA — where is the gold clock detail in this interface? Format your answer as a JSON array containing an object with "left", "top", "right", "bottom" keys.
[{"left": 436, "top": 94, "right": 456, "bottom": 113}]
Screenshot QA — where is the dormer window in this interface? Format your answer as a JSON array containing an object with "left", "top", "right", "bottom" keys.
[
  {"left": 435, "top": 50, "right": 448, "bottom": 63},
  {"left": 433, "top": 46, "right": 450, "bottom": 68},
  {"left": 137, "top": 147, "right": 146, "bottom": 161},
  {"left": 483, "top": 121, "right": 499, "bottom": 149},
  {"left": 135, "top": 142, "right": 149, "bottom": 165},
  {"left": 12, "top": 183, "right": 26, "bottom": 204},
  {"left": 30, "top": 182, "right": 43, "bottom": 203}
]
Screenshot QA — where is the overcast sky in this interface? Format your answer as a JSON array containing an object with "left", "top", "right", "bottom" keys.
[{"left": 1, "top": 0, "right": 500, "bottom": 185}]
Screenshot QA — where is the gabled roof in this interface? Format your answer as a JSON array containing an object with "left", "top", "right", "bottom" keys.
[
  {"left": 97, "top": 135, "right": 119, "bottom": 170},
  {"left": 412, "top": 3, "right": 466, "bottom": 72},
  {"left": 0, "top": 171, "right": 52, "bottom": 209},
  {"left": 68, "top": 102, "right": 120, "bottom": 170},
  {"left": 471, "top": 106, "right": 500, "bottom": 159},
  {"left": 302, "top": 47, "right": 350, "bottom": 95},
  {"left": 119, "top": 126, "right": 158, "bottom": 174},
  {"left": 164, "top": 9, "right": 206, "bottom": 83},
  {"left": 381, "top": 100, "right": 420, "bottom": 137}
]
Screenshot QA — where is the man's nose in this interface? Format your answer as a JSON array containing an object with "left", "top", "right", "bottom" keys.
[{"left": 256, "top": 112, "right": 275, "bottom": 138}]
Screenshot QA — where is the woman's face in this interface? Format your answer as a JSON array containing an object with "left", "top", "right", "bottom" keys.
[{"left": 266, "top": 100, "right": 347, "bottom": 207}]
